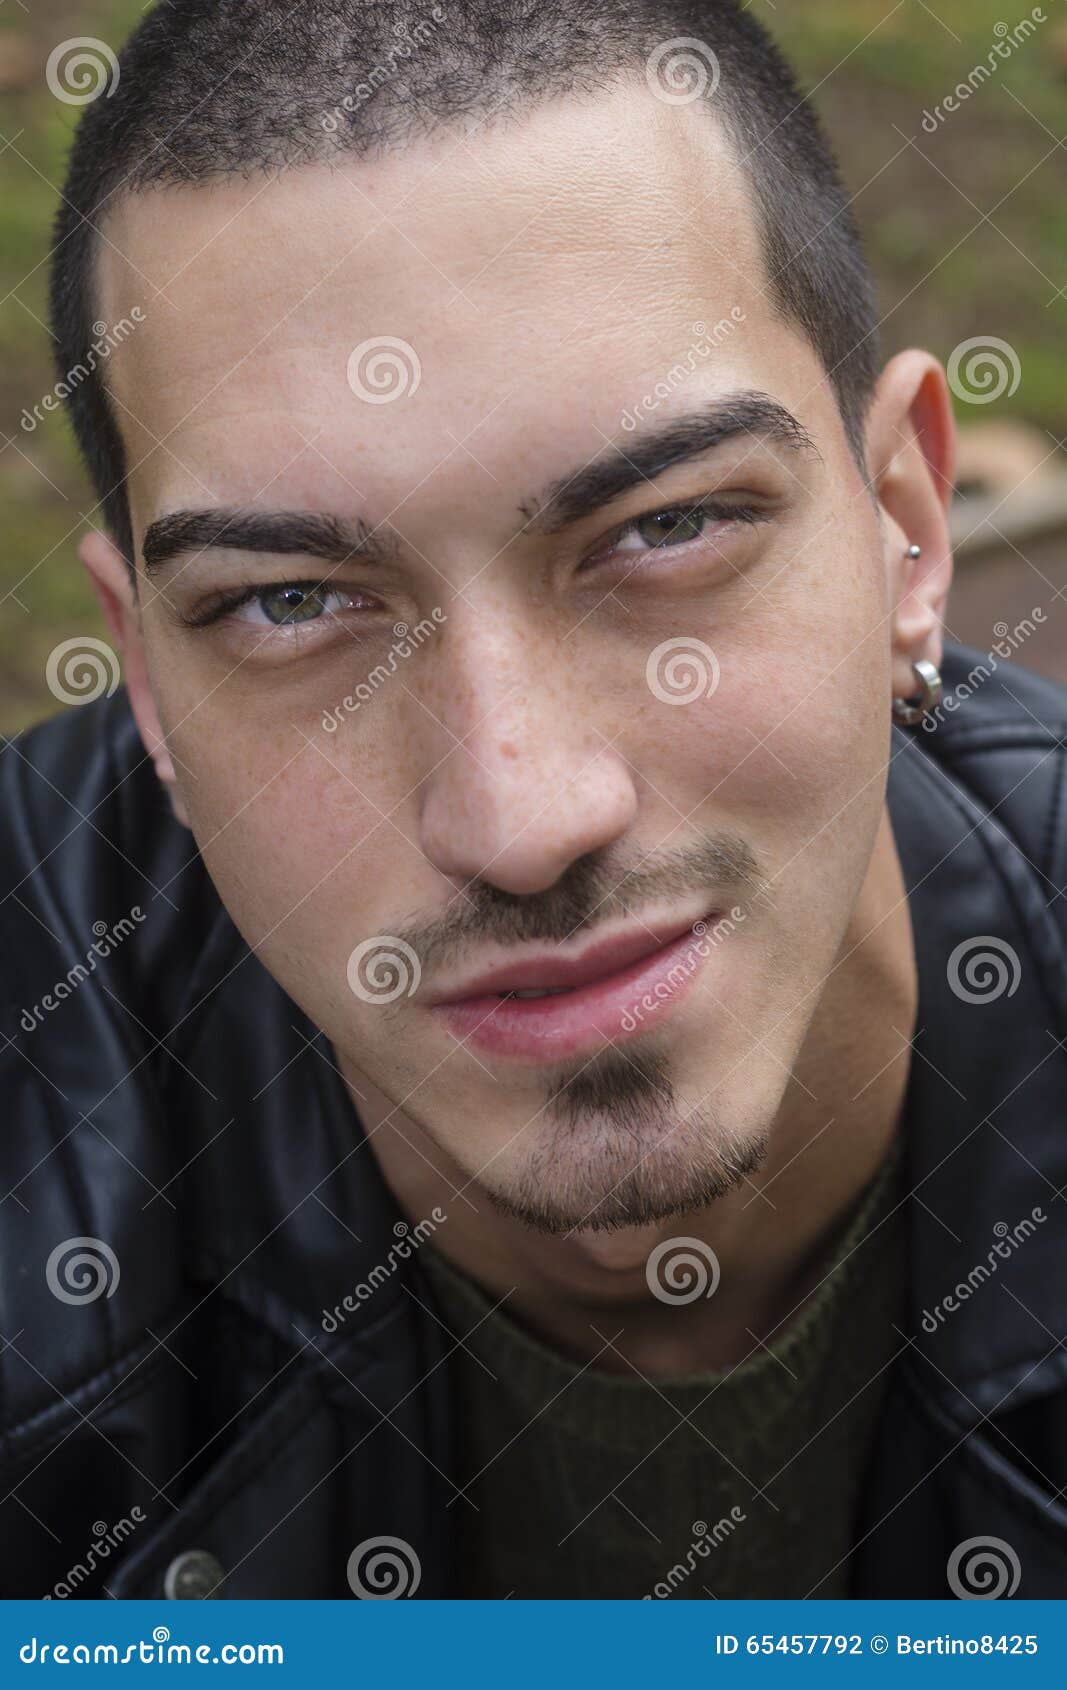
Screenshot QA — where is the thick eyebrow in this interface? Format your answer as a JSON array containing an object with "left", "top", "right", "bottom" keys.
[
  {"left": 519, "top": 393, "right": 819, "bottom": 534},
  {"left": 141, "top": 392, "right": 816, "bottom": 576},
  {"left": 141, "top": 509, "right": 398, "bottom": 578}
]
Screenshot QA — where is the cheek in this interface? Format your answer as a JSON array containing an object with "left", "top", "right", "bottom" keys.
[
  {"left": 162, "top": 698, "right": 419, "bottom": 1009},
  {"left": 640, "top": 562, "right": 890, "bottom": 909}
]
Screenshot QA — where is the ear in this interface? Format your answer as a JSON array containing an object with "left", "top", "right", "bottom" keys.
[
  {"left": 77, "top": 528, "right": 191, "bottom": 829},
  {"left": 864, "top": 350, "right": 957, "bottom": 705}
]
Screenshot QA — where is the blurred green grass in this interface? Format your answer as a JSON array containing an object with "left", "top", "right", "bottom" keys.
[{"left": 2, "top": 0, "right": 1066, "bottom": 732}]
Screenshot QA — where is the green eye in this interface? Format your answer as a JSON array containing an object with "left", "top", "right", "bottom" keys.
[
  {"left": 258, "top": 584, "right": 333, "bottom": 624},
  {"left": 633, "top": 508, "right": 708, "bottom": 549}
]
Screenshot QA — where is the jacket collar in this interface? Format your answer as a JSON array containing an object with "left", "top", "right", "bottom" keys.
[{"left": 886, "top": 717, "right": 1067, "bottom": 1423}]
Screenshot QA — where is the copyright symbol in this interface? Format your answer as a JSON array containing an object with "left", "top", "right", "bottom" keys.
[{"left": 870, "top": 1636, "right": 889, "bottom": 1654}]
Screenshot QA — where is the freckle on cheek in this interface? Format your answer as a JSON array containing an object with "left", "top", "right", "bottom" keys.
[{"left": 499, "top": 740, "right": 519, "bottom": 760}]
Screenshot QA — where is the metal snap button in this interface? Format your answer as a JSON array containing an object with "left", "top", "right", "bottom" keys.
[{"left": 163, "top": 1548, "right": 225, "bottom": 1599}]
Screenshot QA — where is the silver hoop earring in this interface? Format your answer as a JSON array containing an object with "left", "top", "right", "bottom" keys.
[{"left": 893, "top": 658, "right": 943, "bottom": 727}]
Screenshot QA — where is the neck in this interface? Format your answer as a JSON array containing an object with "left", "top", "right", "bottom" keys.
[{"left": 341, "top": 806, "right": 917, "bottom": 1378}]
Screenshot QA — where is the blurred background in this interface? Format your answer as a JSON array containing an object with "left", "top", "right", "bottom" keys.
[{"left": 2, "top": 0, "right": 1066, "bottom": 733}]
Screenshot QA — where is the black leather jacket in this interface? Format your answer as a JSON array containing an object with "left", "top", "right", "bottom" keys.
[{"left": 2, "top": 638, "right": 1065, "bottom": 1600}]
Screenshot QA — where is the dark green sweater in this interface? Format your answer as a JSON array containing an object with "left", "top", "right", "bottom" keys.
[{"left": 417, "top": 1142, "right": 906, "bottom": 1598}]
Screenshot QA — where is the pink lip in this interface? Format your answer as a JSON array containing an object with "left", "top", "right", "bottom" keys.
[
  {"left": 431, "top": 913, "right": 719, "bottom": 1063},
  {"left": 429, "top": 912, "right": 710, "bottom": 1001}
]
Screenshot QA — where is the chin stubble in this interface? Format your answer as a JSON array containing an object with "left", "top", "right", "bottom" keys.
[{"left": 481, "top": 1041, "right": 770, "bottom": 1236}]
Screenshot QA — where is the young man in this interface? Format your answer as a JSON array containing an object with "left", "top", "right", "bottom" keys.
[{"left": 2, "top": 0, "right": 1064, "bottom": 1600}]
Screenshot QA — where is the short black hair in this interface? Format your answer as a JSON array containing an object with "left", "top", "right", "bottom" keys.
[{"left": 49, "top": 0, "right": 880, "bottom": 569}]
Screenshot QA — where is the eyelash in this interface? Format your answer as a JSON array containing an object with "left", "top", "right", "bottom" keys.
[
  {"left": 183, "top": 496, "right": 768, "bottom": 631},
  {"left": 181, "top": 581, "right": 365, "bottom": 631},
  {"left": 590, "top": 496, "right": 767, "bottom": 566}
]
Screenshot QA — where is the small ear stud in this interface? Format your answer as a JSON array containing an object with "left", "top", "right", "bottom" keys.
[{"left": 906, "top": 543, "right": 922, "bottom": 560}]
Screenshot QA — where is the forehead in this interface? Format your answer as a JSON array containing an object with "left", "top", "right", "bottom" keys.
[{"left": 96, "top": 81, "right": 827, "bottom": 532}]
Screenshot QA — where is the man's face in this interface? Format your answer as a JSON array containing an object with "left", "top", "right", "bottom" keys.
[{"left": 98, "top": 83, "right": 896, "bottom": 1233}]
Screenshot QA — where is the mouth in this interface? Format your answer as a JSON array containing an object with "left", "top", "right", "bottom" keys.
[{"left": 430, "top": 908, "right": 722, "bottom": 1063}]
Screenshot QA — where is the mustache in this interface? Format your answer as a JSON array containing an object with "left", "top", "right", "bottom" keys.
[{"left": 388, "top": 833, "right": 766, "bottom": 975}]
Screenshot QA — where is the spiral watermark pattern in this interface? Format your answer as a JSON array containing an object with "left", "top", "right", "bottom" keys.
[
  {"left": 346, "top": 336, "right": 421, "bottom": 404},
  {"left": 45, "top": 637, "right": 120, "bottom": 706},
  {"left": 45, "top": 37, "right": 120, "bottom": 105},
  {"left": 646, "top": 1237, "right": 721, "bottom": 1305},
  {"left": 346, "top": 936, "right": 422, "bottom": 1004},
  {"left": 645, "top": 38, "right": 721, "bottom": 105},
  {"left": 346, "top": 1535, "right": 422, "bottom": 1598},
  {"left": 947, "top": 1536, "right": 1021, "bottom": 1599},
  {"left": 646, "top": 637, "right": 720, "bottom": 705},
  {"left": 946, "top": 336, "right": 1021, "bottom": 405},
  {"left": 45, "top": 1237, "right": 120, "bottom": 1305},
  {"left": 946, "top": 935, "right": 1021, "bottom": 1004}
]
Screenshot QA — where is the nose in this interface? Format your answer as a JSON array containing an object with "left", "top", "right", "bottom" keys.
[{"left": 416, "top": 611, "right": 638, "bottom": 895}]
